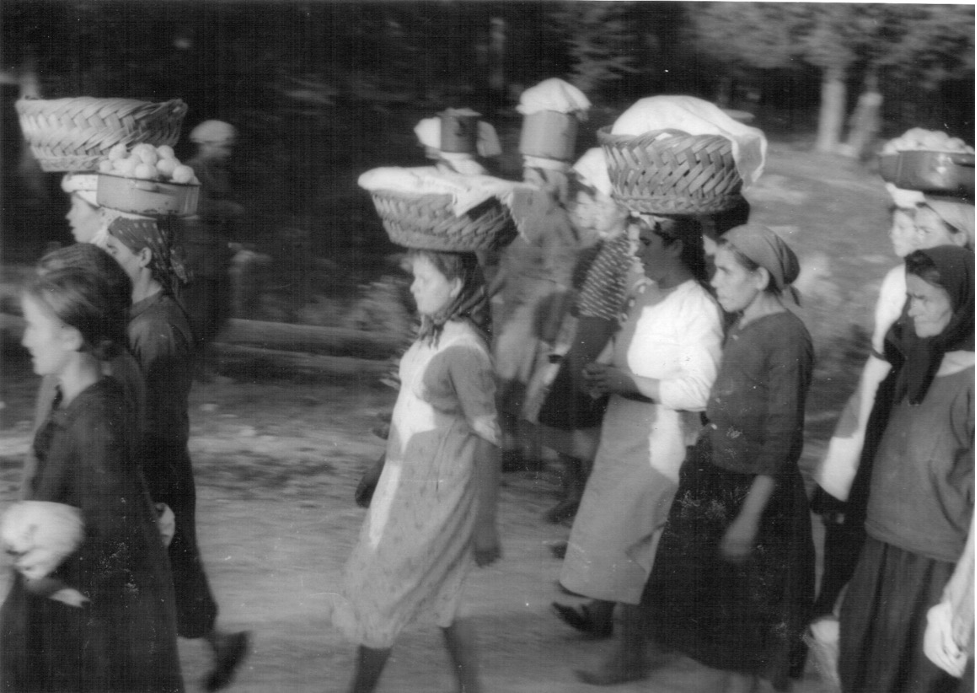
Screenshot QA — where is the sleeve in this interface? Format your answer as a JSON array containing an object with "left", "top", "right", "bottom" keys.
[
  {"left": 577, "top": 235, "right": 632, "bottom": 321},
  {"left": 68, "top": 413, "right": 142, "bottom": 602},
  {"left": 754, "top": 320, "right": 814, "bottom": 477},
  {"left": 656, "top": 295, "right": 724, "bottom": 412},
  {"left": 872, "top": 266, "right": 906, "bottom": 356},
  {"left": 447, "top": 343, "right": 501, "bottom": 447},
  {"left": 129, "top": 313, "right": 191, "bottom": 443}
]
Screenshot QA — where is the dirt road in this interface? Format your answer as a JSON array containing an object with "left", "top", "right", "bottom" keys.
[{"left": 0, "top": 146, "right": 895, "bottom": 691}]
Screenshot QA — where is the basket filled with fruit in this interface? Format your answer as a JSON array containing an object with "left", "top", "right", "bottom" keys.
[
  {"left": 879, "top": 129, "right": 975, "bottom": 196},
  {"left": 96, "top": 143, "right": 200, "bottom": 216},
  {"left": 15, "top": 96, "right": 187, "bottom": 172}
]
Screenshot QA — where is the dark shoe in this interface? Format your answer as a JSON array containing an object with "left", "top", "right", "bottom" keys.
[
  {"left": 544, "top": 498, "right": 580, "bottom": 524},
  {"left": 554, "top": 579, "right": 583, "bottom": 596},
  {"left": 552, "top": 602, "right": 613, "bottom": 638},
  {"left": 204, "top": 631, "right": 251, "bottom": 692}
]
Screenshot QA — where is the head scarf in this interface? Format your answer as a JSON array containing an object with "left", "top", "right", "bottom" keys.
[
  {"left": 417, "top": 264, "right": 491, "bottom": 346},
  {"left": 190, "top": 119, "right": 237, "bottom": 145},
  {"left": 107, "top": 215, "right": 191, "bottom": 290},
  {"left": 921, "top": 196, "right": 975, "bottom": 250},
  {"left": 889, "top": 245, "right": 975, "bottom": 405},
  {"left": 722, "top": 224, "right": 800, "bottom": 298},
  {"left": 60, "top": 173, "right": 98, "bottom": 206}
]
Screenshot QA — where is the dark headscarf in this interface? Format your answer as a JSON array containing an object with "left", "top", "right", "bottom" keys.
[
  {"left": 107, "top": 215, "right": 191, "bottom": 291},
  {"left": 723, "top": 223, "right": 801, "bottom": 301},
  {"left": 889, "top": 245, "right": 975, "bottom": 405}
]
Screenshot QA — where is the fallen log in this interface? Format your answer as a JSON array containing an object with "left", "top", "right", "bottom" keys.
[
  {"left": 213, "top": 343, "right": 393, "bottom": 377},
  {"left": 2, "top": 312, "right": 399, "bottom": 379},
  {"left": 220, "top": 319, "right": 405, "bottom": 359}
]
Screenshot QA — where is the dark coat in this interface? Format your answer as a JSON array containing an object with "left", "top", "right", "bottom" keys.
[{"left": 1, "top": 378, "right": 184, "bottom": 692}]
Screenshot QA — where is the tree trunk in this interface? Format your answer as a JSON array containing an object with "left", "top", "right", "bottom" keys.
[
  {"left": 814, "top": 65, "right": 846, "bottom": 154},
  {"left": 840, "top": 68, "right": 882, "bottom": 160},
  {"left": 487, "top": 17, "right": 506, "bottom": 114}
]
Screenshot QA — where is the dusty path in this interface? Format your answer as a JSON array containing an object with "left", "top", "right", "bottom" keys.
[
  {"left": 0, "top": 147, "right": 895, "bottom": 691},
  {"left": 2, "top": 373, "right": 833, "bottom": 693}
]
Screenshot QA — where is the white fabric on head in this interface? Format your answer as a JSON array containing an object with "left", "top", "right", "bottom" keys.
[
  {"left": 190, "top": 120, "right": 236, "bottom": 145},
  {"left": 414, "top": 117, "right": 441, "bottom": 149},
  {"left": 885, "top": 182, "right": 926, "bottom": 209},
  {"left": 572, "top": 147, "right": 612, "bottom": 197},
  {"left": 517, "top": 78, "right": 591, "bottom": 118}
]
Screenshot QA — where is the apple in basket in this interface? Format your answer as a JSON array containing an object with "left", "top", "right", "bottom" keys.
[{"left": 96, "top": 143, "right": 200, "bottom": 215}]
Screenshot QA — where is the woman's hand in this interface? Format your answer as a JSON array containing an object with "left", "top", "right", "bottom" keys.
[
  {"left": 582, "top": 363, "right": 634, "bottom": 397},
  {"left": 473, "top": 521, "right": 501, "bottom": 567},
  {"left": 720, "top": 515, "right": 759, "bottom": 564}
]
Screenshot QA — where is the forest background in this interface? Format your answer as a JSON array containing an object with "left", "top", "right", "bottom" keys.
[{"left": 2, "top": 1, "right": 974, "bottom": 272}]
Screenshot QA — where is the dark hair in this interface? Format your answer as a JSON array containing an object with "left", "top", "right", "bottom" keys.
[
  {"left": 715, "top": 237, "right": 778, "bottom": 294},
  {"left": 37, "top": 243, "right": 133, "bottom": 310},
  {"left": 904, "top": 249, "right": 943, "bottom": 289},
  {"left": 709, "top": 196, "right": 752, "bottom": 238},
  {"left": 25, "top": 268, "right": 128, "bottom": 361},
  {"left": 407, "top": 249, "right": 490, "bottom": 344},
  {"left": 652, "top": 216, "right": 709, "bottom": 285}
]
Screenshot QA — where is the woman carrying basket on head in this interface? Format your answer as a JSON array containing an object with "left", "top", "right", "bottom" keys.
[
  {"left": 334, "top": 167, "right": 511, "bottom": 693},
  {"left": 102, "top": 214, "right": 250, "bottom": 692}
]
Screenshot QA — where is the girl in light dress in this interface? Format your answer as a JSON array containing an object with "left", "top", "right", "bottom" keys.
[{"left": 333, "top": 250, "right": 502, "bottom": 693}]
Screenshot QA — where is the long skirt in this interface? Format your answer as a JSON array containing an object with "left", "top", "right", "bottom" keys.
[
  {"left": 142, "top": 438, "right": 218, "bottom": 639},
  {"left": 839, "top": 536, "right": 960, "bottom": 693},
  {"left": 643, "top": 439, "right": 815, "bottom": 682}
]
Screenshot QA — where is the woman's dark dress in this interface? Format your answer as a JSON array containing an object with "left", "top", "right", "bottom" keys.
[
  {"left": 128, "top": 291, "right": 217, "bottom": 638},
  {"left": 0, "top": 379, "right": 183, "bottom": 692},
  {"left": 644, "top": 311, "right": 816, "bottom": 684}
]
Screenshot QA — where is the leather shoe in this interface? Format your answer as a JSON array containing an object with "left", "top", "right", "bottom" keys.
[
  {"left": 204, "top": 631, "right": 251, "bottom": 692},
  {"left": 552, "top": 602, "right": 612, "bottom": 638}
]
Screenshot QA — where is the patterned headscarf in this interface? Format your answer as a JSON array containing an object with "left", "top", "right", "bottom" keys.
[
  {"left": 413, "top": 251, "right": 491, "bottom": 346},
  {"left": 889, "top": 245, "right": 975, "bottom": 405},
  {"left": 106, "top": 215, "right": 191, "bottom": 291}
]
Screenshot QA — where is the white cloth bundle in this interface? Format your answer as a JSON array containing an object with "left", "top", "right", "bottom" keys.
[
  {"left": 1, "top": 501, "right": 88, "bottom": 607},
  {"left": 1, "top": 501, "right": 84, "bottom": 580},
  {"left": 358, "top": 166, "right": 531, "bottom": 217},
  {"left": 611, "top": 95, "right": 767, "bottom": 188},
  {"left": 517, "top": 78, "right": 591, "bottom": 118}
]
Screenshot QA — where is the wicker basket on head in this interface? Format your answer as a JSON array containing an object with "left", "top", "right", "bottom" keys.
[
  {"left": 598, "top": 127, "right": 742, "bottom": 215},
  {"left": 16, "top": 97, "right": 188, "bottom": 172},
  {"left": 369, "top": 189, "right": 517, "bottom": 252}
]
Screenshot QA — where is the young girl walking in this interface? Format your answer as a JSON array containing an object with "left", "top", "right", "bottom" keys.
[{"left": 332, "top": 249, "right": 502, "bottom": 693}]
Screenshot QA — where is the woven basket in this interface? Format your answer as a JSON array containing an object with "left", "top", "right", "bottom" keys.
[
  {"left": 16, "top": 97, "right": 188, "bottom": 172},
  {"left": 370, "top": 190, "right": 516, "bottom": 252},
  {"left": 598, "top": 127, "right": 742, "bottom": 214}
]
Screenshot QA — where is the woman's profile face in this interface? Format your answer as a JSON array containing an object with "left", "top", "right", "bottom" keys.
[
  {"left": 410, "top": 254, "right": 460, "bottom": 318},
  {"left": 889, "top": 209, "right": 917, "bottom": 258},
  {"left": 711, "top": 246, "right": 760, "bottom": 314},
  {"left": 906, "top": 274, "right": 954, "bottom": 338},
  {"left": 65, "top": 194, "right": 102, "bottom": 244},
  {"left": 102, "top": 234, "right": 143, "bottom": 284},
  {"left": 914, "top": 207, "right": 963, "bottom": 250},
  {"left": 21, "top": 294, "right": 75, "bottom": 377},
  {"left": 633, "top": 220, "right": 671, "bottom": 283}
]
